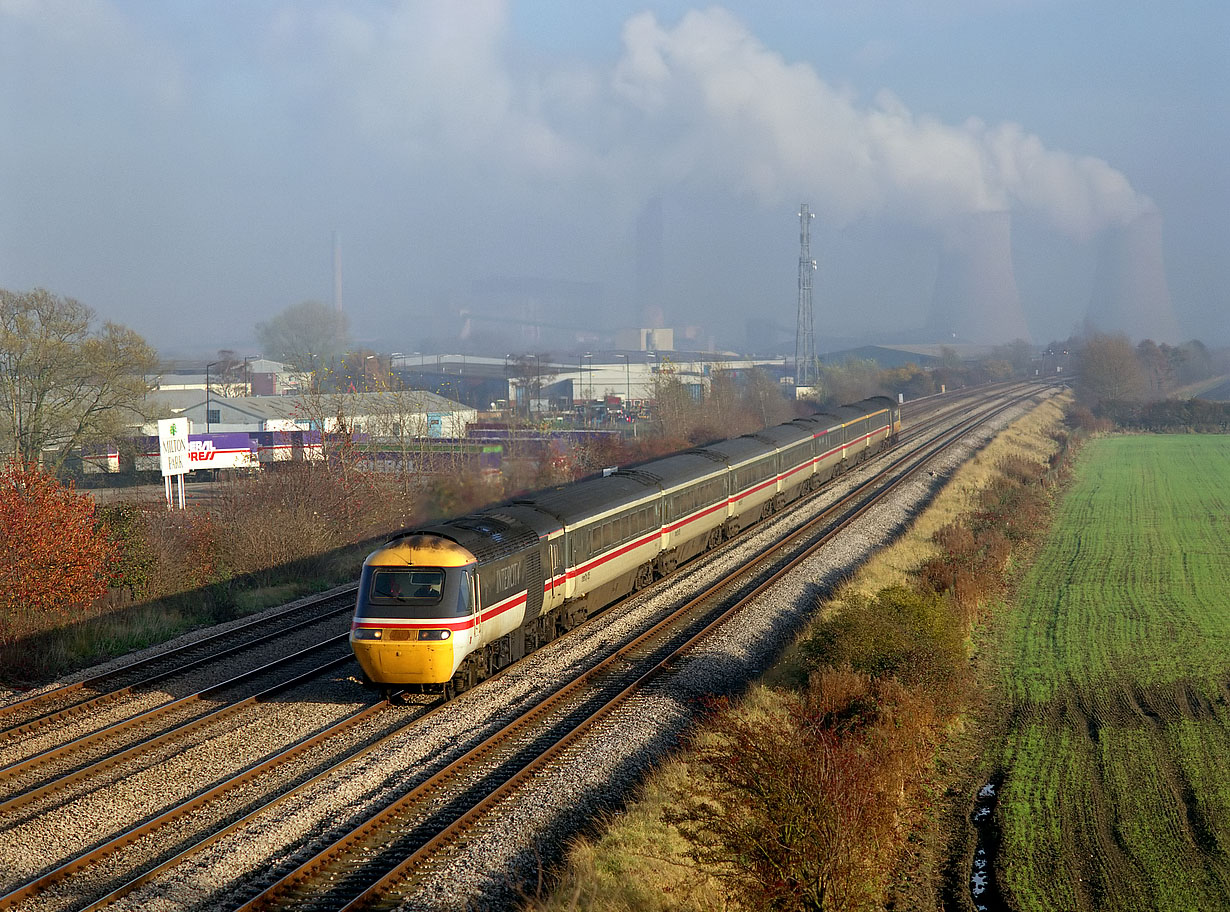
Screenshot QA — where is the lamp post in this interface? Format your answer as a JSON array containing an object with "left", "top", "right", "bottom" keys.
[
  {"left": 504, "top": 353, "right": 514, "bottom": 416},
  {"left": 205, "top": 360, "right": 221, "bottom": 433},
  {"left": 364, "top": 354, "right": 376, "bottom": 391}
]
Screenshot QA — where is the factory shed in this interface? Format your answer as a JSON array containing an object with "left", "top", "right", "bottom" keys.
[{"left": 151, "top": 391, "right": 477, "bottom": 439}]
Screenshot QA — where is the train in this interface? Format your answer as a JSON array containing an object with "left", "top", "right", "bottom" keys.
[{"left": 349, "top": 396, "right": 901, "bottom": 697}]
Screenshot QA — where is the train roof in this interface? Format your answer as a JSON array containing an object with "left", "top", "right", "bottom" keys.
[
  {"left": 480, "top": 503, "right": 563, "bottom": 539},
  {"left": 617, "top": 451, "right": 727, "bottom": 491},
  {"left": 793, "top": 411, "right": 844, "bottom": 433},
  {"left": 748, "top": 423, "right": 814, "bottom": 447},
  {"left": 516, "top": 472, "right": 660, "bottom": 525},
  {"left": 691, "top": 434, "right": 775, "bottom": 466},
  {"left": 855, "top": 395, "right": 896, "bottom": 412},
  {"left": 404, "top": 513, "right": 541, "bottom": 565}
]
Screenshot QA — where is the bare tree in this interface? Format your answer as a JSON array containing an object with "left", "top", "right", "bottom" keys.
[
  {"left": 508, "top": 354, "right": 556, "bottom": 419},
  {"left": 1078, "top": 333, "right": 1146, "bottom": 403},
  {"left": 1135, "top": 339, "right": 1170, "bottom": 396},
  {"left": 255, "top": 300, "right": 350, "bottom": 378},
  {"left": 363, "top": 388, "right": 436, "bottom": 493},
  {"left": 210, "top": 349, "right": 250, "bottom": 398},
  {"left": 743, "top": 366, "right": 793, "bottom": 427},
  {"left": 0, "top": 288, "right": 158, "bottom": 470},
  {"left": 651, "top": 357, "right": 701, "bottom": 443}
]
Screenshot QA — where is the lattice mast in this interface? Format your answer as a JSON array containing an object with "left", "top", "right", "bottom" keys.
[{"left": 794, "top": 204, "right": 818, "bottom": 390}]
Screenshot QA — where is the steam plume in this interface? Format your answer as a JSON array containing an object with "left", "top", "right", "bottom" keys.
[{"left": 613, "top": 10, "right": 1150, "bottom": 239}]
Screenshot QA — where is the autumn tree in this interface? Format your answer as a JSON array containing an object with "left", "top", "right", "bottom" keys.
[
  {"left": 0, "top": 288, "right": 158, "bottom": 471},
  {"left": 0, "top": 460, "right": 117, "bottom": 643},
  {"left": 651, "top": 357, "right": 703, "bottom": 445}
]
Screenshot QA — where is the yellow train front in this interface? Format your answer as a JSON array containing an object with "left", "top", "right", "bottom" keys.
[{"left": 350, "top": 533, "right": 480, "bottom": 690}]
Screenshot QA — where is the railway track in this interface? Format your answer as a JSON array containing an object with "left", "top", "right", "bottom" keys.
[
  {"left": 0, "top": 588, "right": 358, "bottom": 736},
  {"left": 0, "top": 383, "right": 1054, "bottom": 911}
]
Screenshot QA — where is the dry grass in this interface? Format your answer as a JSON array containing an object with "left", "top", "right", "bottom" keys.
[
  {"left": 844, "top": 394, "right": 1069, "bottom": 598},
  {"left": 524, "top": 758, "right": 730, "bottom": 912}
]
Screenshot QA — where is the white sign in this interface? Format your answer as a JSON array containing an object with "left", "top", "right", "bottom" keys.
[{"left": 158, "top": 418, "right": 190, "bottom": 477}]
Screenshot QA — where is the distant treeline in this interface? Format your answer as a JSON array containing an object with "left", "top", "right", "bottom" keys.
[{"left": 1096, "top": 398, "right": 1230, "bottom": 433}]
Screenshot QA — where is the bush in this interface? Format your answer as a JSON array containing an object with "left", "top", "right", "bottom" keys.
[
  {"left": 97, "top": 502, "right": 156, "bottom": 601},
  {"left": 668, "top": 677, "right": 923, "bottom": 912},
  {"left": 0, "top": 460, "right": 117, "bottom": 643},
  {"left": 802, "top": 587, "right": 966, "bottom": 708}
]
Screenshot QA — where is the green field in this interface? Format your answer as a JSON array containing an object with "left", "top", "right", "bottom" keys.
[{"left": 995, "top": 435, "right": 1230, "bottom": 911}]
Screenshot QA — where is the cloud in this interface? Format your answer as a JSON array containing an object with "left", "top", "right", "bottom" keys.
[
  {"left": 269, "top": 0, "right": 583, "bottom": 176},
  {"left": 251, "top": 3, "right": 1147, "bottom": 239},
  {"left": 0, "top": 0, "right": 185, "bottom": 110},
  {"left": 607, "top": 8, "right": 1149, "bottom": 238}
]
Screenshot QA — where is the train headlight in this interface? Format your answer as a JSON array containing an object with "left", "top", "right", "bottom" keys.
[
  {"left": 418, "top": 629, "right": 452, "bottom": 641},
  {"left": 352, "top": 628, "right": 383, "bottom": 640}
]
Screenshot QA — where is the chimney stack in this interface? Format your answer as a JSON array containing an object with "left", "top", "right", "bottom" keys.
[{"left": 332, "top": 230, "right": 343, "bottom": 314}]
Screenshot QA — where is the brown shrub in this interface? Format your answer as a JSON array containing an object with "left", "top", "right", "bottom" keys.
[
  {"left": 668, "top": 677, "right": 925, "bottom": 912},
  {"left": 997, "top": 453, "right": 1045, "bottom": 486},
  {"left": 974, "top": 525, "right": 1011, "bottom": 568},
  {"left": 932, "top": 522, "right": 976, "bottom": 560},
  {"left": 1066, "top": 404, "right": 1111, "bottom": 433}
]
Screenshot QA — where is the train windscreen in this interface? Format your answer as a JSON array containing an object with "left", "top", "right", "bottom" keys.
[{"left": 368, "top": 569, "right": 445, "bottom": 607}]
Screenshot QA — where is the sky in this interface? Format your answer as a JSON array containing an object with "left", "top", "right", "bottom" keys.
[{"left": 2, "top": 0, "right": 1226, "bottom": 358}]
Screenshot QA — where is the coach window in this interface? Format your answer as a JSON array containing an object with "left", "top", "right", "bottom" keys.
[{"left": 457, "top": 570, "right": 475, "bottom": 616}]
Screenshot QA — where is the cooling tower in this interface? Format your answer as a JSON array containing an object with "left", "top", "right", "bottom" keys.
[
  {"left": 1086, "top": 210, "right": 1180, "bottom": 343},
  {"left": 929, "top": 210, "right": 1031, "bottom": 344}
]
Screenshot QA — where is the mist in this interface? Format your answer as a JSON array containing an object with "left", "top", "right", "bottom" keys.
[{"left": 1, "top": 2, "right": 1224, "bottom": 354}]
